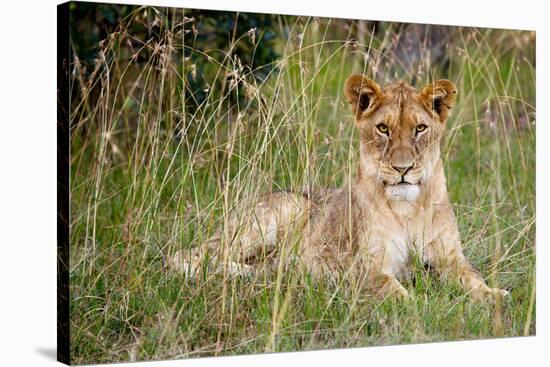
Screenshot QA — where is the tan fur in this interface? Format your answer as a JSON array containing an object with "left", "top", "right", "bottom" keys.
[{"left": 169, "top": 74, "right": 508, "bottom": 302}]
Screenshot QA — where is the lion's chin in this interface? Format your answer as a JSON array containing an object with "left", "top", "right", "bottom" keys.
[{"left": 384, "top": 183, "right": 420, "bottom": 202}]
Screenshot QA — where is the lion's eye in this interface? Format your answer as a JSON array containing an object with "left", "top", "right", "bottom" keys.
[
  {"left": 415, "top": 124, "right": 428, "bottom": 134},
  {"left": 376, "top": 123, "right": 389, "bottom": 135}
]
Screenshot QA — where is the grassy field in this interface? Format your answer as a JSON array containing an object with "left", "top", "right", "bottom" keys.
[{"left": 69, "top": 7, "right": 535, "bottom": 364}]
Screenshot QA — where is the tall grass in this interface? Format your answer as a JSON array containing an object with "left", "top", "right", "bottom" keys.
[{"left": 69, "top": 7, "right": 535, "bottom": 364}]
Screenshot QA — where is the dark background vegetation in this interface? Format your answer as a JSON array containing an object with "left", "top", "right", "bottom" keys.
[{"left": 69, "top": 3, "right": 508, "bottom": 126}]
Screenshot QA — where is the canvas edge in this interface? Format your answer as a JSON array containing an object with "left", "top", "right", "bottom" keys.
[{"left": 57, "top": 1, "right": 71, "bottom": 365}]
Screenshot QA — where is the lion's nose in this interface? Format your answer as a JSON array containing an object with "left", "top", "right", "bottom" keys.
[{"left": 392, "top": 164, "right": 413, "bottom": 175}]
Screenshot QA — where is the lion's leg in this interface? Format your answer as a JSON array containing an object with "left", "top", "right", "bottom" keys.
[
  {"left": 225, "top": 193, "right": 307, "bottom": 275},
  {"left": 366, "top": 248, "right": 410, "bottom": 299},
  {"left": 372, "top": 273, "right": 409, "bottom": 299},
  {"left": 167, "top": 235, "right": 220, "bottom": 277},
  {"left": 425, "top": 236, "right": 509, "bottom": 302},
  {"left": 167, "top": 226, "right": 260, "bottom": 278},
  {"left": 168, "top": 192, "right": 308, "bottom": 278}
]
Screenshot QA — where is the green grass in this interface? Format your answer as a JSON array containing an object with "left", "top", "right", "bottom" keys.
[{"left": 69, "top": 8, "right": 535, "bottom": 364}]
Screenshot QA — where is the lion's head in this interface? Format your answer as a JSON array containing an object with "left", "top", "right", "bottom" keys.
[{"left": 344, "top": 74, "right": 457, "bottom": 202}]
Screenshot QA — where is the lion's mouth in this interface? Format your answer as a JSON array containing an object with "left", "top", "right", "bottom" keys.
[
  {"left": 383, "top": 180, "right": 421, "bottom": 201},
  {"left": 382, "top": 179, "right": 417, "bottom": 187}
]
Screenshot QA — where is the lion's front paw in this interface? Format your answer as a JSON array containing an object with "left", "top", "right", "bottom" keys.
[
  {"left": 494, "top": 288, "right": 510, "bottom": 297},
  {"left": 395, "top": 285, "right": 411, "bottom": 300},
  {"left": 166, "top": 250, "right": 201, "bottom": 278},
  {"left": 469, "top": 286, "right": 510, "bottom": 303},
  {"left": 376, "top": 275, "right": 410, "bottom": 300}
]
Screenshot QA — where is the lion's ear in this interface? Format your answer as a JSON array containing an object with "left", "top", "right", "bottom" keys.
[
  {"left": 421, "top": 80, "right": 457, "bottom": 122},
  {"left": 344, "top": 74, "right": 382, "bottom": 118}
]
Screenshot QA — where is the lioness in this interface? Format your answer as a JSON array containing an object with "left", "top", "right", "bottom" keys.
[{"left": 169, "top": 74, "right": 509, "bottom": 301}]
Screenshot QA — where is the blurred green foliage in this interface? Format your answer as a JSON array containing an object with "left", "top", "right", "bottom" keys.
[
  {"left": 69, "top": 2, "right": 138, "bottom": 63},
  {"left": 70, "top": 2, "right": 279, "bottom": 113}
]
